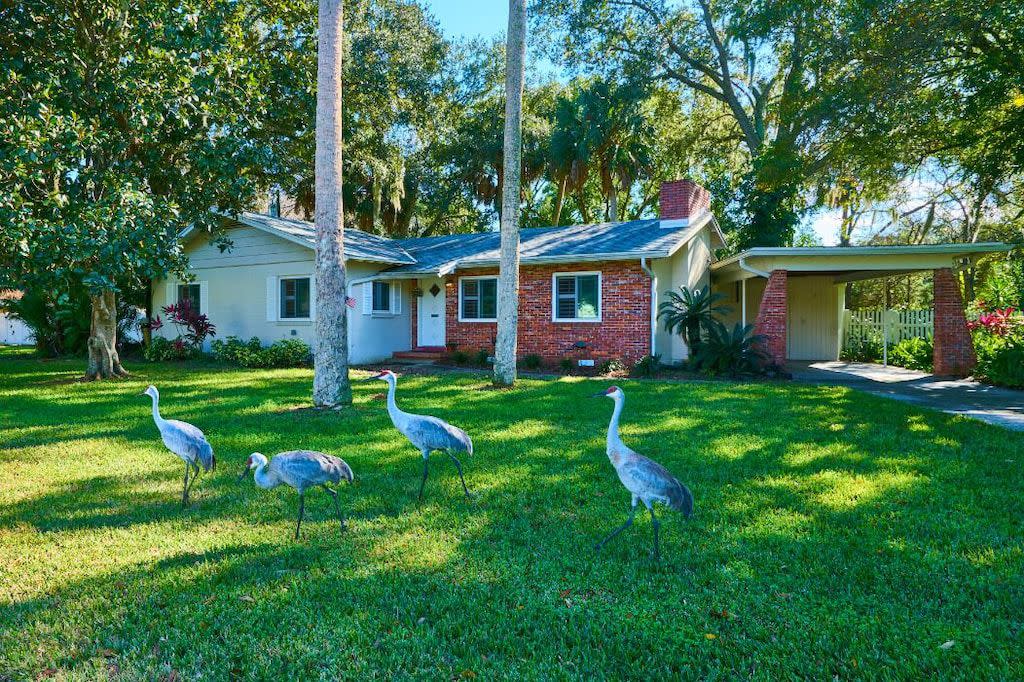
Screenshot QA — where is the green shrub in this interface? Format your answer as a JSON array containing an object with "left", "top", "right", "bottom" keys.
[
  {"left": 889, "top": 336, "right": 933, "bottom": 371},
  {"left": 522, "top": 354, "right": 542, "bottom": 370},
  {"left": 693, "top": 321, "right": 767, "bottom": 376},
  {"left": 144, "top": 336, "right": 197, "bottom": 362},
  {"left": 449, "top": 350, "right": 469, "bottom": 365},
  {"left": 210, "top": 335, "right": 310, "bottom": 368},
  {"left": 598, "top": 358, "right": 626, "bottom": 375},
  {"left": 974, "top": 329, "right": 1024, "bottom": 388},
  {"left": 841, "top": 335, "right": 883, "bottom": 363},
  {"left": 631, "top": 354, "right": 661, "bottom": 378},
  {"left": 559, "top": 358, "right": 574, "bottom": 373},
  {"left": 263, "top": 339, "right": 312, "bottom": 367},
  {"left": 474, "top": 349, "right": 490, "bottom": 366}
]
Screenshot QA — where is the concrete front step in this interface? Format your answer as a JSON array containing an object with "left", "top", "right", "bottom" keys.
[{"left": 392, "top": 349, "right": 444, "bottom": 360}]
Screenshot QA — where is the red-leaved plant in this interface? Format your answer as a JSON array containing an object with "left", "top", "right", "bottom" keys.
[
  {"left": 161, "top": 300, "right": 216, "bottom": 347},
  {"left": 968, "top": 307, "right": 1018, "bottom": 336}
]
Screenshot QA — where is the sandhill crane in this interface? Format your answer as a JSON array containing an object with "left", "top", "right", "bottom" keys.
[
  {"left": 592, "top": 385, "right": 693, "bottom": 561},
  {"left": 367, "top": 370, "right": 473, "bottom": 501},
  {"left": 238, "top": 450, "right": 354, "bottom": 539},
  {"left": 143, "top": 385, "right": 216, "bottom": 506}
]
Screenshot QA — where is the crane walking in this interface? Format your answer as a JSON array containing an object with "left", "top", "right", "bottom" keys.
[
  {"left": 367, "top": 370, "right": 473, "bottom": 501},
  {"left": 592, "top": 386, "right": 693, "bottom": 561},
  {"left": 238, "top": 450, "right": 354, "bottom": 539},
  {"left": 143, "top": 385, "right": 215, "bottom": 506}
]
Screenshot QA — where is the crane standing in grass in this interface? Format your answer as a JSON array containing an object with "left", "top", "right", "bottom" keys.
[
  {"left": 367, "top": 370, "right": 473, "bottom": 501},
  {"left": 143, "top": 385, "right": 216, "bottom": 506},
  {"left": 592, "top": 385, "right": 693, "bottom": 561},
  {"left": 238, "top": 450, "right": 354, "bottom": 539}
]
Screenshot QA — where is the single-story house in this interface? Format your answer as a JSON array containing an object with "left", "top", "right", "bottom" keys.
[{"left": 154, "top": 180, "right": 1013, "bottom": 376}]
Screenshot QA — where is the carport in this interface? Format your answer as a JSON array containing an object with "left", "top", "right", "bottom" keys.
[{"left": 710, "top": 243, "right": 1015, "bottom": 377}]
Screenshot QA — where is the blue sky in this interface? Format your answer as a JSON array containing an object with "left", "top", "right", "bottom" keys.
[
  {"left": 421, "top": 0, "right": 509, "bottom": 40},
  {"left": 421, "top": 0, "right": 840, "bottom": 244}
]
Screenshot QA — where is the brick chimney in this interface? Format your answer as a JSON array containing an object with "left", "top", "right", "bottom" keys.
[{"left": 659, "top": 179, "right": 711, "bottom": 222}]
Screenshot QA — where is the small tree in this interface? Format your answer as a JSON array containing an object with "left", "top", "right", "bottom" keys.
[{"left": 657, "top": 285, "right": 731, "bottom": 358}]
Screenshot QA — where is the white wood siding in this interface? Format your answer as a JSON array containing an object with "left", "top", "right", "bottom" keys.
[
  {"left": 152, "top": 225, "right": 410, "bottom": 363},
  {"left": 786, "top": 276, "right": 842, "bottom": 361}
]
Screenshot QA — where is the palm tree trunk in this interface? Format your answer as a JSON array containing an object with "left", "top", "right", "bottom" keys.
[
  {"left": 312, "top": 0, "right": 352, "bottom": 407},
  {"left": 553, "top": 175, "right": 567, "bottom": 226},
  {"left": 493, "top": 0, "right": 527, "bottom": 387}
]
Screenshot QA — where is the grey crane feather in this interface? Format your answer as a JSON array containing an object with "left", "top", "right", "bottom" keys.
[
  {"left": 368, "top": 370, "right": 473, "bottom": 501},
  {"left": 239, "top": 450, "right": 354, "bottom": 539},
  {"left": 592, "top": 385, "right": 694, "bottom": 560},
  {"left": 143, "top": 385, "right": 215, "bottom": 506}
]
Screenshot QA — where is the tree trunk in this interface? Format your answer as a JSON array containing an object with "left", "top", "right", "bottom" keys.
[
  {"left": 312, "top": 0, "right": 352, "bottom": 407},
  {"left": 553, "top": 176, "right": 567, "bottom": 226},
  {"left": 609, "top": 188, "right": 618, "bottom": 222},
  {"left": 86, "top": 290, "right": 128, "bottom": 379},
  {"left": 493, "top": 0, "right": 527, "bottom": 387}
]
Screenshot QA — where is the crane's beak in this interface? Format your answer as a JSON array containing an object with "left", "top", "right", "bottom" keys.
[
  {"left": 362, "top": 374, "right": 381, "bottom": 381},
  {"left": 589, "top": 391, "right": 608, "bottom": 398},
  {"left": 237, "top": 466, "right": 250, "bottom": 481}
]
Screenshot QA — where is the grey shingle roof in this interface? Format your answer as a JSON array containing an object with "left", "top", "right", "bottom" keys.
[
  {"left": 233, "top": 213, "right": 416, "bottom": 265},
  {"left": 389, "top": 216, "right": 711, "bottom": 275},
  {"left": 213, "top": 211, "right": 714, "bottom": 273}
]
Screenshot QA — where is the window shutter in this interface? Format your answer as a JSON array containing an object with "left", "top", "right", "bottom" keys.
[
  {"left": 362, "top": 282, "right": 372, "bottom": 315},
  {"left": 166, "top": 282, "right": 176, "bottom": 309},
  {"left": 199, "top": 281, "right": 209, "bottom": 316},
  {"left": 392, "top": 282, "right": 401, "bottom": 315},
  {"left": 309, "top": 277, "right": 317, "bottom": 320},
  {"left": 266, "top": 276, "right": 277, "bottom": 321}
]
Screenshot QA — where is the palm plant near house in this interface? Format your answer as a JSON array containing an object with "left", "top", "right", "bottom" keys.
[
  {"left": 694, "top": 321, "right": 767, "bottom": 376},
  {"left": 657, "top": 285, "right": 731, "bottom": 358}
]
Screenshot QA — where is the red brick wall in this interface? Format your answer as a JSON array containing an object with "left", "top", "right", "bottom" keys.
[
  {"left": 660, "top": 180, "right": 711, "bottom": 220},
  {"left": 932, "top": 268, "right": 976, "bottom": 377},
  {"left": 443, "top": 261, "right": 652, "bottom": 363},
  {"left": 754, "top": 270, "right": 788, "bottom": 367}
]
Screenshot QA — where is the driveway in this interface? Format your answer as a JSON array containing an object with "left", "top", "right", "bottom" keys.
[{"left": 789, "top": 361, "right": 1024, "bottom": 431}]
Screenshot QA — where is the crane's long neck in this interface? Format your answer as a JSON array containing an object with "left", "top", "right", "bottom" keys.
[
  {"left": 150, "top": 394, "right": 165, "bottom": 428},
  {"left": 607, "top": 395, "right": 624, "bottom": 451},
  {"left": 385, "top": 378, "right": 408, "bottom": 427}
]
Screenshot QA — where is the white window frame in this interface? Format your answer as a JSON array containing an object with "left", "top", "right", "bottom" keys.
[
  {"left": 551, "top": 271, "right": 602, "bottom": 323},
  {"left": 458, "top": 275, "right": 498, "bottom": 323},
  {"left": 371, "top": 280, "right": 392, "bottom": 314},
  {"left": 279, "top": 276, "right": 313, "bottom": 321},
  {"left": 168, "top": 280, "right": 208, "bottom": 316}
]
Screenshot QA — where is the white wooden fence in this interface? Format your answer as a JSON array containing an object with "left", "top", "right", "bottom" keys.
[{"left": 842, "top": 309, "right": 933, "bottom": 348}]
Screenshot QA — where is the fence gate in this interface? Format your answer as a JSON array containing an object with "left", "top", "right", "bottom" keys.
[{"left": 842, "top": 308, "right": 934, "bottom": 364}]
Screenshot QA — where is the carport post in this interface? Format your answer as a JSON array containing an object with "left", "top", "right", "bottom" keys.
[
  {"left": 741, "top": 278, "right": 747, "bottom": 326},
  {"left": 882, "top": 277, "right": 889, "bottom": 366}
]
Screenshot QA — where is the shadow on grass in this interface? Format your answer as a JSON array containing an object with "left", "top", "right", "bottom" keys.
[{"left": 2, "top": 350, "right": 1024, "bottom": 677}]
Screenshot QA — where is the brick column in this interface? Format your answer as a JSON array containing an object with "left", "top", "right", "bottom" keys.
[
  {"left": 754, "top": 270, "right": 788, "bottom": 367},
  {"left": 932, "top": 268, "right": 976, "bottom": 377}
]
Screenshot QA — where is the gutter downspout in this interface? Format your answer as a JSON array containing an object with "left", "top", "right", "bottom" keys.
[{"left": 640, "top": 258, "right": 657, "bottom": 358}]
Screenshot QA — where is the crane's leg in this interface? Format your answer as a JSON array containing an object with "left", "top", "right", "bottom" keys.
[
  {"left": 646, "top": 502, "right": 661, "bottom": 562},
  {"left": 181, "top": 461, "right": 191, "bottom": 507},
  {"left": 185, "top": 461, "right": 201, "bottom": 499},
  {"left": 417, "top": 452, "right": 430, "bottom": 502},
  {"left": 295, "top": 493, "right": 306, "bottom": 540},
  {"left": 322, "top": 484, "right": 345, "bottom": 531},
  {"left": 594, "top": 497, "right": 638, "bottom": 552},
  {"left": 446, "top": 453, "right": 472, "bottom": 500}
]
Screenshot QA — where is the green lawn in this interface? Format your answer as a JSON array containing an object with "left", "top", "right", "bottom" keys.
[{"left": 1, "top": 346, "right": 1022, "bottom": 679}]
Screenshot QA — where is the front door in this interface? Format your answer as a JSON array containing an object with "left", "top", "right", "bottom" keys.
[{"left": 417, "top": 276, "right": 446, "bottom": 347}]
